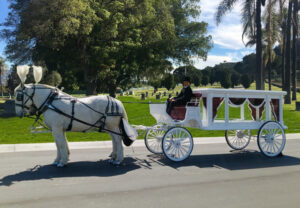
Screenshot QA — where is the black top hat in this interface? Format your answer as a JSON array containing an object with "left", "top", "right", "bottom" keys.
[{"left": 183, "top": 76, "right": 191, "bottom": 82}]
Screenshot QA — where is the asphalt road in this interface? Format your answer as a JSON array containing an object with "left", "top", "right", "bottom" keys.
[{"left": 1, "top": 139, "right": 300, "bottom": 208}]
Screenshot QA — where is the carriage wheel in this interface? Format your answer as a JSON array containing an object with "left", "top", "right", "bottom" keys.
[
  {"left": 162, "top": 127, "right": 193, "bottom": 162},
  {"left": 225, "top": 129, "right": 251, "bottom": 150},
  {"left": 144, "top": 124, "right": 166, "bottom": 154},
  {"left": 257, "top": 121, "right": 286, "bottom": 157}
]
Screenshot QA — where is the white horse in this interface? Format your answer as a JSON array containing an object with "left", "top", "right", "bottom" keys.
[{"left": 14, "top": 65, "right": 137, "bottom": 167}]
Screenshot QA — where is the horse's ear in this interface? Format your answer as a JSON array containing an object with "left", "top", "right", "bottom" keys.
[
  {"left": 17, "top": 65, "right": 30, "bottom": 84},
  {"left": 32, "top": 66, "right": 43, "bottom": 84}
]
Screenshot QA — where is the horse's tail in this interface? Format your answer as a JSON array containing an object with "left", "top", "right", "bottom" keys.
[
  {"left": 120, "top": 102, "right": 128, "bottom": 121},
  {"left": 118, "top": 101, "right": 136, "bottom": 146}
]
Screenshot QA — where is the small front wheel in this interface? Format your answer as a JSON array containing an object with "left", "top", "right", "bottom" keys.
[
  {"left": 162, "top": 127, "right": 193, "bottom": 162},
  {"left": 144, "top": 124, "right": 166, "bottom": 154},
  {"left": 225, "top": 129, "right": 251, "bottom": 150},
  {"left": 257, "top": 121, "right": 286, "bottom": 157}
]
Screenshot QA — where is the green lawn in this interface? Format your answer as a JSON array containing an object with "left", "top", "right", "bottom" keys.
[{"left": 1, "top": 83, "right": 300, "bottom": 144}]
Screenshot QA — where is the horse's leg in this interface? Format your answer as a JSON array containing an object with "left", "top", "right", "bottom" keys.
[
  {"left": 52, "top": 138, "right": 61, "bottom": 166},
  {"left": 111, "top": 127, "right": 124, "bottom": 165},
  {"left": 52, "top": 128, "right": 69, "bottom": 167},
  {"left": 115, "top": 134, "right": 124, "bottom": 165},
  {"left": 109, "top": 133, "right": 117, "bottom": 163}
]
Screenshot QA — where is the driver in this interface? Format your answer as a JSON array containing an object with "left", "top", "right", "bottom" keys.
[{"left": 166, "top": 76, "right": 193, "bottom": 115}]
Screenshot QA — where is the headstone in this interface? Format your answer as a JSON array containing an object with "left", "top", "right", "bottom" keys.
[
  {"left": 141, "top": 93, "right": 145, "bottom": 100},
  {"left": 176, "top": 91, "right": 179, "bottom": 96},
  {"left": 145, "top": 92, "right": 148, "bottom": 97},
  {"left": 163, "top": 91, "right": 167, "bottom": 96},
  {"left": 120, "top": 92, "right": 124, "bottom": 96},
  {"left": 152, "top": 92, "right": 154, "bottom": 96},
  {"left": 129, "top": 91, "right": 134, "bottom": 95},
  {"left": 156, "top": 94, "right": 161, "bottom": 100},
  {"left": 296, "top": 102, "right": 300, "bottom": 111},
  {"left": 3, "top": 100, "right": 16, "bottom": 117}
]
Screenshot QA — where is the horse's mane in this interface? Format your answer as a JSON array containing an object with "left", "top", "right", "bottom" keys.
[{"left": 27, "top": 83, "right": 72, "bottom": 97}]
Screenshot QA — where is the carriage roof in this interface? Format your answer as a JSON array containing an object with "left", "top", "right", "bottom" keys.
[{"left": 193, "top": 88, "right": 286, "bottom": 98}]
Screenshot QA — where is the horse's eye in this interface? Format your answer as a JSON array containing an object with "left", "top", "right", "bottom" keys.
[{"left": 16, "top": 93, "right": 23, "bottom": 101}]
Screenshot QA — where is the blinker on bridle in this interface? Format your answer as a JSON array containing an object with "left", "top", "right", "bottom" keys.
[{"left": 15, "top": 86, "right": 36, "bottom": 111}]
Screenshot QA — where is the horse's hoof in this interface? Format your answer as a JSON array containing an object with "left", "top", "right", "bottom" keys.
[
  {"left": 57, "top": 163, "right": 65, "bottom": 168},
  {"left": 52, "top": 161, "right": 58, "bottom": 166},
  {"left": 113, "top": 160, "right": 121, "bottom": 166},
  {"left": 109, "top": 153, "right": 113, "bottom": 158}
]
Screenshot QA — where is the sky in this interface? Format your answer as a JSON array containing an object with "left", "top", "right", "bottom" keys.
[{"left": 0, "top": 0, "right": 255, "bottom": 69}]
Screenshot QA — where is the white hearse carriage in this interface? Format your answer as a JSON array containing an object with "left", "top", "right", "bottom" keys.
[{"left": 139, "top": 88, "right": 287, "bottom": 162}]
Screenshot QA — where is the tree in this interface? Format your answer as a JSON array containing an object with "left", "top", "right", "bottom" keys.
[
  {"left": 150, "top": 80, "right": 161, "bottom": 93},
  {"left": 201, "top": 75, "right": 209, "bottom": 86},
  {"left": 219, "top": 70, "right": 232, "bottom": 88},
  {"left": 2, "top": 0, "right": 212, "bottom": 96},
  {"left": 193, "top": 75, "right": 201, "bottom": 87},
  {"left": 263, "top": 0, "right": 279, "bottom": 91},
  {"left": 162, "top": 74, "right": 175, "bottom": 91},
  {"left": 241, "top": 74, "right": 252, "bottom": 88},
  {"left": 6, "top": 65, "right": 19, "bottom": 96},
  {"left": 44, "top": 71, "right": 62, "bottom": 87},
  {"left": 216, "top": 0, "right": 266, "bottom": 90},
  {"left": 231, "top": 72, "right": 241, "bottom": 87}
]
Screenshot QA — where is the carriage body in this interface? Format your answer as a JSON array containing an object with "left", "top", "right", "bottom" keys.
[{"left": 145, "top": 88, "right": 287, "bottom": 161}]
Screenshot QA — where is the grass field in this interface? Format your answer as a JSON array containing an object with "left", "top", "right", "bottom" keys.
[{"left": 0, "top": 83, "right": 300, "bottom": 144}]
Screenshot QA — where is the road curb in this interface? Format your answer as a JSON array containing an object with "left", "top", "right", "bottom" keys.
[{"left": 0, "top": 133, "right": 299, "bottom": 153}]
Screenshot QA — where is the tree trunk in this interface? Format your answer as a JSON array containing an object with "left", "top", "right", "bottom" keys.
[
  {"left": 285, "top": 0, "right": 292, "bottom": 104},
  {"left": 256, "top": 0, "right": 264, "bottom": 90},
  {"left": 280, "top": 0, "right": 286, "bottom": 91},
  {"left": 281, "top": 34, "right": 286, "bottom": 91},
  {"left": 292, "top": 0, "right": 298, "bottom": 100},
  {"left": 268, "top": 60, "right": 272, "bottom": 91},
  {"left": 109, "top": 85, "right": 117, "bottom": 98}
]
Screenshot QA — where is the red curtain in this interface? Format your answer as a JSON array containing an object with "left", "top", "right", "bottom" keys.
[
  {"left": 203, "top": 97, "right": 224, "bottom": 119},
  {"left": 270, "top": 99, "right": 280, "bottom": 121},
  {"left": 229, "top": 98, "right": 246, "bottom": 106},
  {"left": 248, "top": 98, "right": 265, "bottom": 120}
]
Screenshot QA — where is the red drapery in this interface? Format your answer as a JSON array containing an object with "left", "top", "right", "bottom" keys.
[
  {"left": 248, "top": 98, "right": 265, "bottom": 120},
  {"left": 229, "top": 98, "right": 246, "bottom": 106},
  {"left": 270, "top": 99, "right": 280, "bottom": 121},
  {"left": 203, "top": 97, "right": 224, "bottom": 119}
]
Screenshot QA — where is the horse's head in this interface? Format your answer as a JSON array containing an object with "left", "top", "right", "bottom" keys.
[
  {"left": 14, "top": 84, "right": 37, "bottom": 118},
  {"left": 14, "top": 65, "right": 43, "bottom": 118}
]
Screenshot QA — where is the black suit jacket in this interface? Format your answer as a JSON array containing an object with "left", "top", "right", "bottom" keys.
[{"left": 174, "top": 86, "right": 193, "bottom": 105}]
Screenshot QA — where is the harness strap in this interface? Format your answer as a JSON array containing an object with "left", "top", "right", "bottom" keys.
[
  {"left": 106, "top": 96, "right": 110, "bottom": 114},
  {"left": 47, "top": 104, "right": 122, "bottom": 136},
  {"left": 36, "top": 90, "right": 58, "bottom": 115},
  {"left": 66, "top": 99, "right": 76, "bottom": 131}
]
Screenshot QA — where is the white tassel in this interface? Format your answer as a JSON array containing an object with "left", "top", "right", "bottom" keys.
[
  {"left": 33, "top": 66, "right": 43, "bottom": 83},
  {"left": 17, "top": 65, "right": 30, "bottom": 84}
]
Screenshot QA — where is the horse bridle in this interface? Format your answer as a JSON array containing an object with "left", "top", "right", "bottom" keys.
[{"left": 15, "top": 85, "right": 36, "bottom": 113}]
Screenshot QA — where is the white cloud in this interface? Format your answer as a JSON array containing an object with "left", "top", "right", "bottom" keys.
[
  {"left": 199, "top": 1, "right": 250, "bottom": 51},
  {"left": 192, "top": 55, "right": 232, "bottom": 69}
]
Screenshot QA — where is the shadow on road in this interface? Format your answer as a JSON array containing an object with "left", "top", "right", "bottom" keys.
[
  {"left": 2, "top": 150, "right": 300, "bottom": 186},
  {"left": 0, "top": 157, "right": 140, "bottom": 186},
  {"left": 155, "top": 149, "right": 300, "bottom": 170}
]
